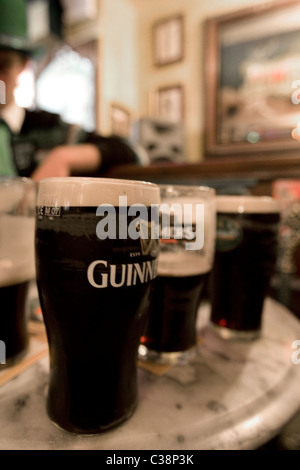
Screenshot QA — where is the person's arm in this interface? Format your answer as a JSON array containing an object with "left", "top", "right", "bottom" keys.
[
  {"left": 31, "top": 144, "right": 101, "bottom": 182},
  {"left": 25, "top": 108, "right": 147, "bottom": 181}
]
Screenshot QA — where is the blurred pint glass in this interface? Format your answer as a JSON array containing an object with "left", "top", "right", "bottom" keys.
[
  {"left": 0, "top": 177, "right": 36, "bottom": 366},
  {"left": 35, "top": 177, "right": 160, "bottom": 434},
  {"left": 139, "top": 184, "right": 216, "bottom": 364},
  {"left": 210, "top": 195, "right": 281, "bottom": 340}
]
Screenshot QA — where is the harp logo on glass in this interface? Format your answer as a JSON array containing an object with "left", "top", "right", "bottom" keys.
[{"left": 0, "top": 341, "right": 6, "bottom": 365}]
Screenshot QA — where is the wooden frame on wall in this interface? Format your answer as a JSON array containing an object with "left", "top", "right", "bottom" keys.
[
  {"left": 152, "top": 14, "right": 184, "bottom": 67},
  {"left": 204, "top": 0, "right": 300, "bottom": 158},
  {"left": 151, "top": 85, "right": 184, "bottom": 123}
]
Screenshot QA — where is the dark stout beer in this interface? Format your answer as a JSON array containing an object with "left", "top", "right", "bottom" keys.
[
  {"left": 141, "top": 272, "right": 208, "bottom": 353},
  {"left": 0, "top": 281, "right": 30, "bottom": 363},
  {"left": 35, "top": 177, "right": 160, "bottom": 434},
  {"left": 210, "top": 196, "right": 280, "bottom": 339}
]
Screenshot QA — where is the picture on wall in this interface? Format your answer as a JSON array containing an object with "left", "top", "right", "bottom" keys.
[
  {"left": 204, "top": 0, "right": 300, "bottom": 157},
  {"left": 152, "top": 15, "right": 184, "bottom": 67},
  {"left": 153, "top": 85, "right": 184, "bottom": 123}
]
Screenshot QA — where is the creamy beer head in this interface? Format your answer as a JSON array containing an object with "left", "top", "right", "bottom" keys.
[
  {"left": 0, "top": 178, "right": 36, "bottom": 287},
  {"left": 0, "top": 181, "right": 24, "bottom": 211},
  {"left": 158, "top": 184, "right": 216, "bottom": 276},
  {"left": 37, "top": 177, "right": 160, "bottom": 207},
  {"left": 216, "top": 195, "right": 281, "bottom": 214},
  {"left": 0, "top": 216, "right": 35, "bottom": 287}
]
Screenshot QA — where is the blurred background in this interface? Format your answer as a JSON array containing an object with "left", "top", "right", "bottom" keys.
[
  {"left": 23, "top": 0, "right": 300, "bottom": 164},
  {"left": 19, "top": 0, "right": 300, "bottom": 322}
]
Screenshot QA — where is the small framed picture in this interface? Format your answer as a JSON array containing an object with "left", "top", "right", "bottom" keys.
[
  {"left": 110, "top": 103, "right": 131, "bottom": 137},
  {"left": 152, "top": 15, "right": 184, "bottom": 66},
  {"left": 153, "top": 85, "right": 184, "bottom": 123}
]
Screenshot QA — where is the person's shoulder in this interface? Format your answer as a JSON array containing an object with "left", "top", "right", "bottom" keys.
[{"left": 22, "top": 108, "right": 64, "bottom": 131}]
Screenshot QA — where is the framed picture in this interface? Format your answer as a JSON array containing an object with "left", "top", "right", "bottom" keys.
[
  {"left": 152, "top": 85, "right": 184, "bottom": 123},
  {"left": 152, "top": 15, "right": 184, "bottom": 66},
  {"left": 110, "top": 103, "right": 131, "bottom": 137},
  {"left": 204, "top": 0, "right": 300, "bottom": 158}
]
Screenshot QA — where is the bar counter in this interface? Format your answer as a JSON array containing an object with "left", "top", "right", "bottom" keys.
[{"left": 0, "top": 298, "right": 300, "bottom": 450}]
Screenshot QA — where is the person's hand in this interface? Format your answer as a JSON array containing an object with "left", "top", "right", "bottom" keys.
[{"left": 31, "top": 144, "right": 102, "bottom": 182}]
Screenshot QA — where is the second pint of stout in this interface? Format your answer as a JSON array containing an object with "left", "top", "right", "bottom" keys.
[
  {"left": 35, "top": 177, "right": 160, "bottom": 434},
  {"left": 140, "top": 185, "right": 216, "bottom": 364},
  {"left": 210, "top": 195, "right": 281, "bottom": 340},
  {"left": 0, "top": 178, "right": 36, "bottom": 365}
]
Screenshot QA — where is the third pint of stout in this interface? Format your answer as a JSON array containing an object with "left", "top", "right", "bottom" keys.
[
  {"left": 139, "top": 185, "right": 216, "bottom": 364},
  {"left": 0, "top": 177, "right": 36, "bottom": 366},
  {"left": 35, "top": 177, "right": 160, "bottom": 434},
  {"left": 210, "top": 195, "right": 281, "bottom": 340}
]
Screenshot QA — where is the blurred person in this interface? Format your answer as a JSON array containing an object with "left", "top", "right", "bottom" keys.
[{"left": 0, "top": 0, "right": 147, "bottom": 181}]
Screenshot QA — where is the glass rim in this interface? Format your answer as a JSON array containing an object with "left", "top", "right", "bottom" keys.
[
  {"left": 39, "top": 176, "right": 158, "bottom": 190},
  {"left": 0, "top": 176, "right": 35, "bottom": 186},
  {"left": 37, "top": 176, "right": 160, "bottom": 207},
  {"left": 216, "top": 195, "right": 281, "bottom": 213},
  {"left": 158, "top": 183, "right": 215, "bottom": 195}
]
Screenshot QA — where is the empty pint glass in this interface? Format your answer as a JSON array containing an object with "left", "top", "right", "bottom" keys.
[
  {"left": 35, "top": 177, "right": 160, "bottom": 434},
  {"left": 139, "top": 185, "right": 216, "bottom": 364},
  {"left": 210, "top": 195, "right": 281, "bottom": 340},
  {"left": 0, "top": 177, "right": 36, "bottom": 367}
]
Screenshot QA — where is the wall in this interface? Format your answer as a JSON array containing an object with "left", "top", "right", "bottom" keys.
[
  {"left": 132, "top": 0, "right": 271, "bottom": 163},
  {"left": 96, "top": 0, "right": 275, "bottom": 160},
  {"left": 98, "top": 0, "right": 140, "bottom": 134}
]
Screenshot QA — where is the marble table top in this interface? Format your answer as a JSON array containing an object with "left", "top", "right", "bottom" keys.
[{"left": 0, "top": 297, "right": 300, "bottom": 450}]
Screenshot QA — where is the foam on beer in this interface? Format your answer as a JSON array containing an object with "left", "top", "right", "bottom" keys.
[
  {"left": 38, "top": 177, "right": 160, "bottom": 207},
  {"left": 216, "top": 195, "right": 281, "bottom": 214},
  {"left": 159, "top": 196, "right": 216, "bottom": 276},
  {"left": 0, "top": 215, "right": 35, "bottom": 287},
  {"left": 0, "top": 183, "right": 24, "bottom": 212}
]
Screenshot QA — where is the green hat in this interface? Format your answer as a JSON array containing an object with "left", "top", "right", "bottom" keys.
[{"left": 0, "top": 0, "right": 36, "bottom": 55}]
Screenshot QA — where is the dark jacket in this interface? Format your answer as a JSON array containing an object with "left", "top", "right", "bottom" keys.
[{"left": 11, "top": 109, "right": 143, "bottom": 177}]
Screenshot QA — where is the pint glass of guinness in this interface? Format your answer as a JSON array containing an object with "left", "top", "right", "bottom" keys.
[
  {"left": 139, "top": 184, "right": 216, "bottom": 364},
  {"left": 0, "top": 177, "right": 36, "bottom": 366},
  {"left": 210, "top": 195, "right": 281, "bottom": 340},
  {"left": 35, "top": 177, "right": 160, "bottom": 434}
]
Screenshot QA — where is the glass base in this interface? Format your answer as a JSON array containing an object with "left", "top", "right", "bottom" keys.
[
  {"left": 138, "top": 344, "right": 197, "bottom": 365},
  {"left": 210, "top": 322, "right": 261, "bottom": 341},
  {"left": 47, "top": 399, "right": 138, "bottom": 436}
]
